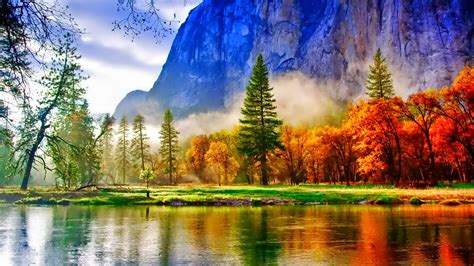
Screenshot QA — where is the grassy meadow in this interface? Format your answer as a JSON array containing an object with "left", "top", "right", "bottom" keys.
[{"left": 1, "top": 184, "right": 473, "bottom": 206}]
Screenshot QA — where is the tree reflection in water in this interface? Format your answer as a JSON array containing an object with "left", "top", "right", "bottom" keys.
[{"left": 0, "top": 205, "right": 472, "bottom": 264}]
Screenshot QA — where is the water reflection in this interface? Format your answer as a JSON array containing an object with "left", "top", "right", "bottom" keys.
[{"left": 0, "top": 205, "right": 473, "bottom": 264}]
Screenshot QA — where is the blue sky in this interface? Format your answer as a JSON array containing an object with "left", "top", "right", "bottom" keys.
[{"left": 66, "top": 0, "right": 199, "bottom": 114}]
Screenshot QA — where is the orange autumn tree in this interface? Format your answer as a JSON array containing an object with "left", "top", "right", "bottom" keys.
[
  {"left": 186, "top": 135, "right": 210, "bottom": 182},
  {"left": 394, "top": 90, "right": 440, "bottom": 185},
  {"left": 350, "top": 99, "right": 404, "bottom": 184},
  {"left": 431, "top": 117, "right": 467, "bottom": 183},
  {"left": 434, "top": 66, "right": 474, "bottom": 182},
  {"left": 304, "top": 129, "right": 323, "bottom": 184},
  {"left": 275, "top": 125, "right": 310, "bottom": 185},
  {"left": 401, "top": 120, "right": 429, "bottom": 184},
  {"left": 205, "top": 141, "right": 239, "bottom": 186},
  {"left": 319, "top": 125, "right": 357, "bottom": 186}
]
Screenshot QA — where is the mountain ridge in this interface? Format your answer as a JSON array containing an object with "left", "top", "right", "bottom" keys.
[{"left": 114, "top": 0, "right": 474, "bottom": 121}]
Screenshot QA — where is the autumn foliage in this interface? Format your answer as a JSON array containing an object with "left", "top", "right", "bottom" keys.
[{"left": 185, "top": 67, "right": 473, "bottom": 185}]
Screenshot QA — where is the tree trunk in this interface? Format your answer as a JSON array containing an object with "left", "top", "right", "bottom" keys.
[
  {"left": 345, "top": 164, "right": 350, "bottom": 186},
  {"left": 261, "top": 154, "right": 269, "bottom": 185},
  {"left": 426, "top": 136, "right": 438, "bottom": 185},
  {"left": 21, "top": 127, "right": 46, "bottom": 190},
  {"left": 224, "top": 165, "right": 228, "bottom": 185},
  {"left": 146, "top": 179, "right": 150, "bottom": 197},
  {"left": 395, "top": 135, "right": 403, "bottom": 185}
]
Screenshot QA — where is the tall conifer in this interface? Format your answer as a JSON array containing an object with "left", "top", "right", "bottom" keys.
[
  {"left": 366, "top": 49, "right": 395, "bottom": 99},
  {"left": 131, "top": 114, "right": 150, "bottom": 175},
  {"left": 115, "top": 116, "right": 130, "bottom": 184},
  {"left": 159, "top": 109, "right": 179, "bottom": 184},
  {"left": 238, "top": 54, "right": 282, "bottom": 185}
]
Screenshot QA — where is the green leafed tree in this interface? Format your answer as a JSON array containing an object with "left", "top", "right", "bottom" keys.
[
  {"left": 48, "top": 101, "right": 99, "bottom": 190},
  {"left": 131, "top": 114, "right": 150, "bottom": 176},
  {"left": 139, "top": 168, "right": 155, "bottom": 197},
  {"left": 159, "top": 109, "right": 179, "bottom": 185},
  {"left": 366, "top": 48, "right": 395, "bottom": 100},
  {"left": 237, "top": 54, "right": 283, "bottom": 185},
  {"left": 0, "top": 126, "right": 13, "bottom": 186},
  {"left": 11, "top": 34, "right": 86, "bottom": 190},
  {"left": 115, "top": 116, "right": 130, "bottom": 184}
]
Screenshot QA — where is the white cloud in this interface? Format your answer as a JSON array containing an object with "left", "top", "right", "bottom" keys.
[
  {"left": 80, "top": 57, "right": 159, "bottom": 114},
  {"left": 65, "top": 0, "right": 199, "bottom": 114}
]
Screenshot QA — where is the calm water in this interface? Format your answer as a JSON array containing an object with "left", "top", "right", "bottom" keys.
[{"left": 0, "top": 205, "right": 473, "bottom": 265}]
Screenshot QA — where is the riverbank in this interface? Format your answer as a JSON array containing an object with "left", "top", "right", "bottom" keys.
[{"left": 0, "top": 184, "right": 473, "bottom": 206}]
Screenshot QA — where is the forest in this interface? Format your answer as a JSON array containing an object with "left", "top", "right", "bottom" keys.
[{"left": 1, "top": 46, "right": 472, "bottom": 191}]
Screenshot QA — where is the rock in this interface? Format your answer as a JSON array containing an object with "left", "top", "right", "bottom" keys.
[
  {"left": 113, "top": 90, "right": 159, "bottom": 121},
  {"left": 439, "top": 199, "right": 462, "bottom": 206},
  {"left": 114, "top": 0, "right": 474, "bottom": 119}
]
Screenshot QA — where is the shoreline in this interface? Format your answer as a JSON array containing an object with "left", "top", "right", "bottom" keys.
[{"left": 1, "top": 185, "right": 473, "bottom": 206}]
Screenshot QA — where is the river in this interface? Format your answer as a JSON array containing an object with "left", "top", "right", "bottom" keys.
[{"left": 0, "top": 205, "right": 473, "bottom": 264}]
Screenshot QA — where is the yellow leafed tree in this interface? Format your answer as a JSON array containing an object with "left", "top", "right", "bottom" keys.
[{"left": 205, "top": 141, "right": 239, "bottom": 186}]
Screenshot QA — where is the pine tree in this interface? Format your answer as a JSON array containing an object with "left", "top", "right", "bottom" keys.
[
  {"left": 48, "top": 101, "right": 98, "bottom": 190},
  {"left": 159, "top": 109, "right": 179, "bottom": 185},
  {"left": 366, "top": 48, "right": 395, "bottom": 99},
  {"left": 115, "top": 116, "right": 130, "bottom": 184},
  {"left": 98, "top": 114, "right": 115, "bottom": 184},
  {"left": 237, "top": 54, "right": 282, "bottom": 185},
  {"left": 131, "top": 114, "right": 150, "bottom": 175}
]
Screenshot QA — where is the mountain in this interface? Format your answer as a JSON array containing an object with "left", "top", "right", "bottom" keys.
[
  {"left": 114, "top": 90, "right": 149, "bottom": 120},
  {"left": 114, "top": 0, "right": 474, "bottom": 120}
]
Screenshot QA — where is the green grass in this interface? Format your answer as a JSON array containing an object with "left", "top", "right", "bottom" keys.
[{"left": 0, "top": 184, "right": 473, "bottom": 206}]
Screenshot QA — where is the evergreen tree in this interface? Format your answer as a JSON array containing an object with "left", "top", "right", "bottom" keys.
[
  {"left": 366, "top": 48, "right": 395, "bottom": 99},
  {"left": 237, "top": 54, "right": 282, "bottom": 185},
  {"left": 98, "top": 114, "right": 116, "bottom": 184},
  {"left": 0, "top": 126, "right": 12, "bottom": 186},
  {"left": 159, "top": 109, "right": 179, "bottom": 185},
  {"left": 115, "top": 116, "right": 130, "bottom": 184},
  {"left": 131, "top": 114, "right": 150, "bottom": 175},
  {"left": 48, "top": 101, "right": 99, "bottom": 190}
]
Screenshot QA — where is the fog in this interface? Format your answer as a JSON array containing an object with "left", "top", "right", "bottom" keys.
[{"left": 173, "top": 72, "right": 348, "bottom": 139}]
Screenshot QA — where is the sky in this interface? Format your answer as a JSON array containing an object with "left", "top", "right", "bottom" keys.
[{"left": 66, "top": 0, "right": 199, "bottom": 114}]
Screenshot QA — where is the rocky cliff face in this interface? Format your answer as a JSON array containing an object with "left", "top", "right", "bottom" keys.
[{"left": 114, "top": 0, "right": 474, "bottom": 119}]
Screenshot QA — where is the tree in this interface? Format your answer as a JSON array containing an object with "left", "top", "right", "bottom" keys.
[
  {"left": 139, "top": 168, "right": 155, "bottom": 197},
  {"left": 186, "top": 135, "right": 210, "bottom": 182},
  {"left": 434, "top": 66, "right": 474, "bottom": 182},
  {"left": 0, "top": 125, "right": 12, "bottom": 186},
  {"left": 276, "top": 126, "right": 309, "bottom": 185},
  {"left": 10, "top": 35, "right": 86, "bottom": 190},
  {"left": 238, "top": 54, "right": 282, "bottom": 185},
  {"left": 131, "top": 114, "right": 150, "bottom": 176},
  {"left": 48, "top": 101, "right": 99, "bottom": 190},
  {"left": 98, "top": 114, "right": 116, "bottom": 184},
  {"left": 366, "top": 49, "right": 395, "bottom": 100},
  {"left": 394, "top": 90, "right": 440, "bottom": 185},
  {"left": 304, "top": 129, "right": 323, "bottom": 184},
  {"left": 159, "top": 109, "right": 179, "bottom": 185},
  {"left": 115, "top": 116, "right": 130, "bottom": 184},
  {"left": 350, "top": 99, "right": 404, "bottom": 184},
  {"left": 1, "top": 0, "right": 78, "bottom": 102},
  {"left": 319, "top": 126, "right": 357, "bottom": 186},
  {"left": 113, "top": 0, "right": 182, "bottom": 40},
  {"left": 205, "top": 141, "right": 238, "bottom": 186}
]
